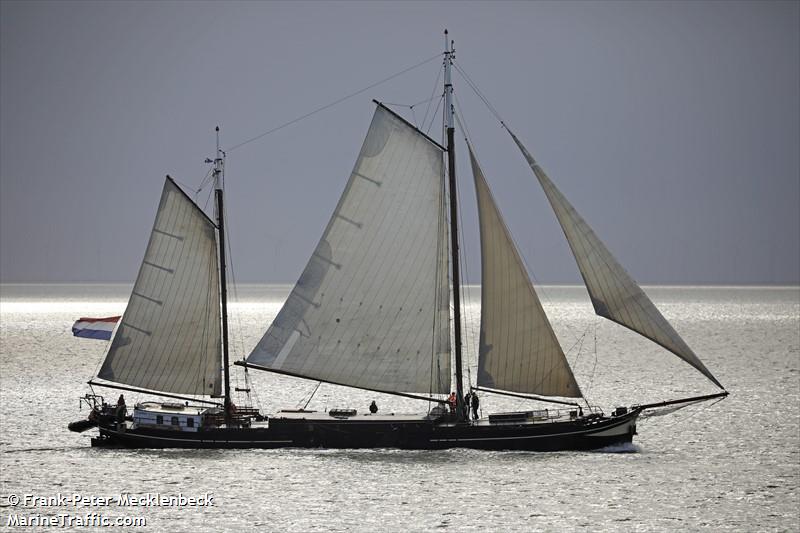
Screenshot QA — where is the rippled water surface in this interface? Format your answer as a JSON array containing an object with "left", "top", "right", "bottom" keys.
[{"left": 1, "top": 284, "right": 798, "bottom": 531}]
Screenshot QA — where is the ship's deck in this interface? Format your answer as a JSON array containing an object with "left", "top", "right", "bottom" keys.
[
  {"left": 266, "top": 409, "right": 586, "bottom": 427},
  {"left": 271, "top": 410, "right": 437, "bottom": 423}
]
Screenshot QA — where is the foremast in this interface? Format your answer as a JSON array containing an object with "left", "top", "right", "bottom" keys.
[
  {"left": 214, "top": 127, "right": 233, "bottom": 424},
  {"left": 444, "top": 30, "right": 466, "bottom": 421}
]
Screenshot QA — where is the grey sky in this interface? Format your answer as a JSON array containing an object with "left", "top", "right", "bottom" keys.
[{"left": 1, "top": 1, "right": 798, "bottom": 284}]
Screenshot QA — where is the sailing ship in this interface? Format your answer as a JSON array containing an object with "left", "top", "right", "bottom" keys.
[{"left": 70, "top": 34, "right": 727, "bottom": 450}]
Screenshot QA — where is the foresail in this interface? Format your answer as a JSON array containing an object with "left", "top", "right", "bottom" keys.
[
  {"left": 507, "top": 130, "right": 724, "bottom": 389},
  {"left": 470, "top": 147, "right": 581, "bottom": 398},
  {"left": 246, "top": 105, "right": 451, "bottom": 395},
  {"left": 98, "top": 178, "right": 222, "bottom": 396}
]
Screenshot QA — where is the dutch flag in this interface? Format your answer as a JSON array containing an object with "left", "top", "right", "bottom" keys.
[{"left": 71, "top": 316, "right": 121, "bottom": 341}]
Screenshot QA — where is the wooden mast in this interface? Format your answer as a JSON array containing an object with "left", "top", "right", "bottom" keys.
[
  {"left": 214, "top": 126, "right": 233, "bottom": 424},
  {"left": 444, "top": 30, "right": 465, "bottom": 421}
]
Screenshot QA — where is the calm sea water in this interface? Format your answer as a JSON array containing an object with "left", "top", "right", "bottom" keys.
[{"left": 1, "top": 284, "right": 798, "bottom": 532}]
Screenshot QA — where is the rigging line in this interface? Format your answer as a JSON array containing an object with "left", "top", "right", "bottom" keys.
[
  {"left": 226, "top": 53, "right": 442, "bottom": 152},
  {"left": 563, "top": 324, "right": 589, "bottom": 357},
  {"left": 452, "top": 114, "right": 476, "bottom": 392},
  {"left": 565, "top": 323, "right": 590, "bottom": 398},
  {"left": 452, "top": 111, "right": 478, "bottom": 387},
  {"left": 382, "top": 95, "right": 439, "bottom": 110},
  {"left": 381, "top": 101, "right": 413, "bottom": 108},
  {"left": 641, "top": 396, "right": 725, "bottom": 427},
  {"left": 202, "top": 185, "right": 214, "bottom": 213},
  {"left": 385, "top": 94, "right": 440, "bottom": 129},
  {"left": 172, "top": 176, "right": 200, "bottom": 198},
  {"left": 425, "top": 95, "right": 444, "bottom": 136},
  {"left": 300, "top": 382, "right": 323, "bottom": 410},
  {"left": 567, "top": 325, "right": 588, "bottom": 388},
  {"left": 222, "top": 190, "right": 244, "bottom": 359},
  {"left": 220, "top": 175, "right": 261, "bottom": 410},
  {"left": 581, "top": 320, "right": 599, "bottom": 404},
  {"left": 453, "top": 93, "right": 474, "bottom": 142},
  {"left": 421, "top": 61, "right": 444, "bottom": 131},
  {"left": 413, "top": 94, "right": 440, "bottom": 109},
  {"left": 443, "top": 97, "right": 467, "bottom": 392},
  {"left": 194, "top": 167, "right": 214, "bottom": 200},
  {"left": 452, "top": 60, "right": 506, "bottom": 127},
  {"left": 452, "top": 102, "right": 480, "bottom": 379},
  {"left": 224, "top": 220, "right": 243, "bottom": 359}
]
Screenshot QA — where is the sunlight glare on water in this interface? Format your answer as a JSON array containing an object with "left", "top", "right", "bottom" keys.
[{"left": 1, "top": 284, "right": 798, "bottom": 531}]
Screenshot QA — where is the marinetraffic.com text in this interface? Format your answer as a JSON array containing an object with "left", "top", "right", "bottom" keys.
[{"left": 2, "top": 492, "right": 215, "bottom": 529}]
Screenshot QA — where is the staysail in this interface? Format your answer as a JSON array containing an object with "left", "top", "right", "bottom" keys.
[
  {"left": 469, "top": 147, "right": 581, "bottom": 398},
  {"left": 246, "top": 105, "right": 451, "bottom": 395},
  {"left": 507, "top": 130, "right": 723, "bottom": 389},
  {"left": 97, "top": 177, "right": 223, "bottom": 395}
]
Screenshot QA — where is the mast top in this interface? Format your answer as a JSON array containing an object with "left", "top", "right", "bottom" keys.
[
  {"left": 444, "top": 32, "right": 455, "bottom": 130},
  {"left": 214, "top": 127, "right": 224, "bottom": 191}
]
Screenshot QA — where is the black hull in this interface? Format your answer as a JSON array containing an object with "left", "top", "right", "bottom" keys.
[{"left": 91, "top": 409, "right": 640, "bottom": 452}]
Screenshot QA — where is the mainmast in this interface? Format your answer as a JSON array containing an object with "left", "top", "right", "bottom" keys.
[
  {"left": 214, "top": 126, "right": 233, "bottom": 424},
  {"left": 444, "top": 30, "right": 466, "bottom": 421}
]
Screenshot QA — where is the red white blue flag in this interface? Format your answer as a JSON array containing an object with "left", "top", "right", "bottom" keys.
[{"left": 72, "top": 316, "right": 121, "bottom": 340}]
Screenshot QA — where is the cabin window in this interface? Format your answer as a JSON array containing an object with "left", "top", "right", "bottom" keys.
[
  {"left": 156, "top": 415, "right": 163, "bottom": 425},
  {"left": 187, "top": 417, "right": 194, "bottom": 428},
  {"left": 171, "top": 416, "right": 179, "bottom": 426}
]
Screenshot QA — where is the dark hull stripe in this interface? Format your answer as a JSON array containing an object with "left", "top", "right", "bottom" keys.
[
  {"left": 429, "top": 417, "right": 633, "bottom": 442},
  {"left": 101, "top": 429, "right": 293, "bottom": 445}
]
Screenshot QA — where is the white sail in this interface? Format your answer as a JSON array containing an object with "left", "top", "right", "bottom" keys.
[
  {"left": 98, "top": 178, "right": 223, "bottom": 395},
  {"left": 508, "top": 130, "right": 723, "bottom": 389},
  {"left": 246, "top": 105, "right": 451, "bottom": 394},
  {"left": 469, "top": 147, "right": 582, "bottom": 398}
]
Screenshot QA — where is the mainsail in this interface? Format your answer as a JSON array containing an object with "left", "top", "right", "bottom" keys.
[
  {"left": 469, "top": 147, "right": 581, "bottom": 398},
  {"left": 507, "top": 130, "right": 723, "bottom": 389},
  {"left": 246, "top": 105, "right": 451, "bottom": 394},
  {"left": 98, "top": 177, "right": 223, "bottom": 395}
]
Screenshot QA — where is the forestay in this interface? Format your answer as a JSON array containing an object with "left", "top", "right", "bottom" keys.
[
  {"left": 98, "top": 177, "right": 223, "bottom": 395},
  {"left": 247, "top": 105, "right": 451, "bottom": 395},
  {"left": 508, "top": 130, "right": 723, "bottom": 389},
  {"left": 469, "top": 147, "right": 581, "bottom": 398}
]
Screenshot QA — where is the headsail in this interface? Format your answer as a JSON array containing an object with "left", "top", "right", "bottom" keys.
[
  {"left": 98, "top": 177, "right": 223, "bottom": 395},
  {"left": 246, "top": 105, "right": 451, "bottom": 395},
  {"left": 469, "top": 146, "right": 581, "bottom": 398},
  {"left": 507, "top": 130, "right": 723, "bottom": 389}
]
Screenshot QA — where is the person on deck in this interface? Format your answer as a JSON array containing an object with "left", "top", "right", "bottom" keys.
[
  {"left": 464, "top": 392, "right": 472, "bottom": 420},
  {"left": 116, "top": 394, "right": 126, "bottom": 420},
  {"left": 447, "top": 392, "right": 457, "bottom": 414},
  {"left": 369, "top": 400, "right": 378, "bottom": 414},
  {"left": 115, "top": 394, "right": 127, "bottom": 431},
  {"left": 471, "top": 393, "right": 480, "bottom": 421}
]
